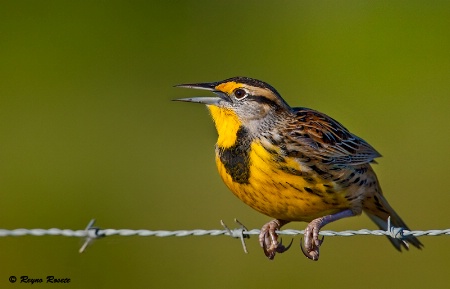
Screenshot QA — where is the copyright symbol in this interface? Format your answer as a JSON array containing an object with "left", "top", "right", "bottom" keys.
[{"left": 9, "top": 276, "right": 17, "bottom": 283}]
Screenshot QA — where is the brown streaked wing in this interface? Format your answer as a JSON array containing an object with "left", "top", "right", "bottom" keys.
[{"left": 285, "top": 107, "right": 381, "bottom": 165}]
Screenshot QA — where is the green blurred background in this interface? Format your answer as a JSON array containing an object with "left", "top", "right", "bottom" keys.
[{"left": 0, "top": 1, "right": 449, "bottom": 288}]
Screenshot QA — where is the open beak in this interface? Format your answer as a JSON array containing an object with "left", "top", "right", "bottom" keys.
[{"left": 173, "top": 81, "right": 226, "bottom": 105}]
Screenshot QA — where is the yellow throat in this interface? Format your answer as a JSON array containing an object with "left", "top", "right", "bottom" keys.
[{"left": 207, "top": 105, "right": 242, "bottom": 149}]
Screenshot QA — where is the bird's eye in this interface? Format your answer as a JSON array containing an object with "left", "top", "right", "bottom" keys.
[{"left": 234, "top": 88, "right": 248, "bottom": 100}]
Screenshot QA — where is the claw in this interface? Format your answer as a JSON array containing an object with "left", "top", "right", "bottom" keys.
[
  {"left": 319, "top": 235, "right": 325, "bottom": 245},
  {"left": 300, "top": 236, "right": 325, "bottom": 261},
  {"left": 276, "top": 238, "right": 294, "bottom": 253}
]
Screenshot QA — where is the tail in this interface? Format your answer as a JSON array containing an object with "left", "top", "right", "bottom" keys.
[{"left": 364, "top": 193, "right": 423, "bottom": 251}]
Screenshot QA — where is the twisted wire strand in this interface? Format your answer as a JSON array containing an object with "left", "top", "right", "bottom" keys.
[
  {"left": 1, "top": 219, "right": 448, "bottom": 253},
  {"left": 1, "top": 228, "right": 449, "bottom": 238}
]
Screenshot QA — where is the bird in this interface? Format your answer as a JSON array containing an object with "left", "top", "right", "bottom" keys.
[{"left": 174, "top": 76, "right": 423, "bottom": 260}]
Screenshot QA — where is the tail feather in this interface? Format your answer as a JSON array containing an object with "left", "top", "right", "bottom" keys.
[{"left": 364, "top": 193, "right": 423, "bottom": 251}]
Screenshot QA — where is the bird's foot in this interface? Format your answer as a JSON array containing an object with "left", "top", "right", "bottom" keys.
[
  {"left": 300, "top": 209, "right": 355, "bottom": 261},
  {"left": 300, "top": 219, "right": 325, "bottom": 261},
  {"left": 259, "top": 219, "right": 291, "bottom": 260}
]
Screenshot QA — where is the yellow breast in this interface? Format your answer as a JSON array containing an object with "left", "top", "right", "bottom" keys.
[{"left": 216, "top": 140, "right": 351, "bottom": 221}]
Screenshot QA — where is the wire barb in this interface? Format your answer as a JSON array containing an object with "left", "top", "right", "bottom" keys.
[
  {"left": 220, "top": 219, "right": 250, "bottom": 253},
  {"left": 386, "top": 216, "right": 405, "bottom": 239},
  {"left": 79, "top": 219, "right": 105, "bottom": 253}
]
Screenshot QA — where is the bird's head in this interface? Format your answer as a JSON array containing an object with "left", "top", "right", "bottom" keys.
[
  {"left": 175, "top": 76, "right": 291, "bottom": 119},
  {"left": 175, "top": 77, "right": 292, "bottom": 143}
]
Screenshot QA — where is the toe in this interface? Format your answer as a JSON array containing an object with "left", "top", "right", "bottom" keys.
[
  {"left": 300, "top": 238, "right": 320, "bottom": 261},
  {"left": 259, "top": 219, "right": 289, "bottom": 260}
]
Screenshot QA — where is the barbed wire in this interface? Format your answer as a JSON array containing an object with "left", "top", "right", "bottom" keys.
[{"left": 0, "top": 219, "right": 448, "bottom": 253}]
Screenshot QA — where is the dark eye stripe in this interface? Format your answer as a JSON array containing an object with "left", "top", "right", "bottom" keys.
[{"left": 246, "top": 95, "right": 278, "bottom": 107}]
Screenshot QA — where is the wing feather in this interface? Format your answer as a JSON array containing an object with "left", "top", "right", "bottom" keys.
[{"left": 285, "top": 107, "right": 381, "bottom": 165}]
